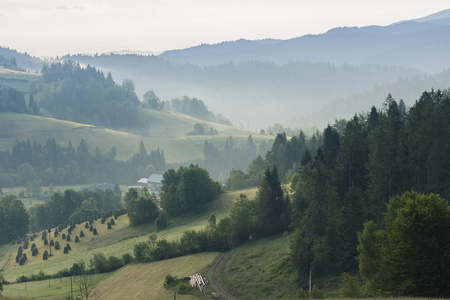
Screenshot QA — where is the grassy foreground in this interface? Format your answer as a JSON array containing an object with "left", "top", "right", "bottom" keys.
[
  {"left": 2, "top": 253, "right": 219, "bottom": 300},
  {"left": 0, "top": 188, "right": 257, "bottom": 299},
  {"left": 220, "top": 233, "right": 297, "bottom": 299}
]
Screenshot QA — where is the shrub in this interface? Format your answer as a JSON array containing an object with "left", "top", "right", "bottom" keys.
[
  {"left": 108, "top": 255, "right": 123, "bottom": 271},
  {"left": 90, "top": 253, "right": 109, "bottom": 273},
  {"left": 311, "top": 285, "right": 324, "bottom": 299},
  {"left": 156, "top": 214, "right": 168, "bottom": 230},
  {"left": 17, "top": 275, "right": 28, "bottom": 283},
  {"left": 178, "top": 283, "right": 192, "bottom": 294},
  {"left": 122, "top": 253, "right": 133, "bottom": 265},
  {"left": 164, "top": 274, "right": 177, "bottom": 287},
  {"left": 340, "top": 273, "right": 362, "bottom": 298},
  {"left": 296, "top": 288, "right": 308, "bottom": 299}
]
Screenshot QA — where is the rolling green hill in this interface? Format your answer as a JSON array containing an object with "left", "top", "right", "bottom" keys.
[
  {"left": 0, "top": 67, "right": 41, "bottom": 93},
  {"left": 0, "top": 111, "right": 267, "bottom": 164}
]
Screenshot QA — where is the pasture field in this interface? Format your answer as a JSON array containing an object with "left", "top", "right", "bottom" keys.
[
  {"left": 0, "top": 112, "right": 269, "bottom": 163},
  {"left": 0, "top": 67, "right": 41, "bottom": 92},
  {"left": 219, "top": 233, "right": 297, "bottom": 299},
  {"left": 0, "top": 188, "right": 257, "bottom": 284},
  {"left": 91, "top": 252, "right": 220, "bottom": 300},
  {"left": 2, "top": 253, "right": 218, "bottom": 300}
]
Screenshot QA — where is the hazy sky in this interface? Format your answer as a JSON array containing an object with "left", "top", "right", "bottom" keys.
[{"left": 1, "top": 0, "right": 449, "bottom": 57}]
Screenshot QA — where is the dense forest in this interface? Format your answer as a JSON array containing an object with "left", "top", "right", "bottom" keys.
[
  {"left": 219, "top": 89, "right": 450, "bottom": 296},
  {"left": 0, "top": 139, "right": 166, "bottom": 188},
  {"left": 143, "top": 91, "right": 232, "bottom": 125},
  {"left": 37, "top": 61, "right": 141, "bottom": 129},
  {"left": 201, "top": 135, "right": 272, "bottom": 181}
]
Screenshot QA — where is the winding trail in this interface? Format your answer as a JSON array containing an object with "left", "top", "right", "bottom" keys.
[{"left": 211, "top": 252, "right": 238, "bottom": 300}]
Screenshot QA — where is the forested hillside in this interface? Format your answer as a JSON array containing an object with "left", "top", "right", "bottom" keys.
[
  {"left": 0, "top": 138, "right": 166, "bottom": 188},
  {"left": 66, "top": 53, "right": 423, "bottom": 129},
  {"left": 220, "top": 89, "right": 450, "bottom": 296}
]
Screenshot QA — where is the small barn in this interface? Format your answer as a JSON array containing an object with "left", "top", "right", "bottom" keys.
[{"left": 136, "top": 174, "right": 163, "bottom": 195}]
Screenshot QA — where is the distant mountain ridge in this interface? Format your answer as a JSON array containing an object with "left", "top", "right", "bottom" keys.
[
  {"left": 3, "top": 10, "right": 450, "bottom": 129},
  {"left": 159, "top": 10, "right": 450, "bottom": 73}
]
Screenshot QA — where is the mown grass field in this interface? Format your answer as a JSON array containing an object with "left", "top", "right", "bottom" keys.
[
  {"left": 219, "top": 233, "right": 297, "bottom": 299},
  {"left": 0, "top": 187, "right": 258, "bottom": 299},
  {"left": 0, "top": 112, "right": 270, "bottom": 163},
  {"left": 91, "top": 253, "right": 220, "bottom": 300}
]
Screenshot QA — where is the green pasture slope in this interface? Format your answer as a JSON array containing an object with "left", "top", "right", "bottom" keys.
[
  {"left": 0, "top": 111, "right": 267, "bottom": 163},
  {"left": 0, "top": 188, "right": 258, "bottom": 299},
  {"left": 0, "top": 67, "right": 41, "bottom": 92}
]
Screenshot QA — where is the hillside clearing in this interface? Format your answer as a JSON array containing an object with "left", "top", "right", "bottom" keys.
[{"left": 0, "top": 112, "right": 268, "bottom": 163}]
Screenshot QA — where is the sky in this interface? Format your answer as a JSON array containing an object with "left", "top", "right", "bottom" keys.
[{"left": 1, "top": 0, "right": 449, "bottom": 58}]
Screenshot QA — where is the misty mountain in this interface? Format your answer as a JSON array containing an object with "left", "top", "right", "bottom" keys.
[
  {"left": 0, "top": 47, "right": 44, "bottom": 71},
  {"left": 60, "top": 10, "right": 450, "bottom": 129},
  {"left": 303, "top": 69, "right": 450, "bottom": 128},
  {"left": 160, "top": 10, "right": 450, "bottom": 73},
  {"left": 65, "top": 53, "right": 421, "bottom": 129}
]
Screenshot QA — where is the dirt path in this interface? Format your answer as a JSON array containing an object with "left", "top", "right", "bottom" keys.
[{"left": 211, "top": 252, "right": 238, "bottom": 300}]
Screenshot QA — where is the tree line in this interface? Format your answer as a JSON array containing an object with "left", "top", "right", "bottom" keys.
[
  {"left": 132, "top": 165, "right": 291, "bottom": 262},
  {"left": 0, "top": 138, "right": 166, "bottom": 188},
  {"left": 0, "top": 188, "right": 123, "bottom": 245},
  {"left": 124, "top": 164, "right": 221, "bottom": 227},
  {"left": 37, "top": 61, "right": 141, "bottom": 129},
  {"left": 202, "top": 135, "right": 272, "bottom": 181}
]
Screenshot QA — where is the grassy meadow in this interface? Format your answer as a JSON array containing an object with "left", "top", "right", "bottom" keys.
[
  {"left": 0, "top": 67, "right": 41, "bottom": 92},
  {"left": 0, "top": 188, "right": 258, "bottom": 299},
  {"left": 0, "top": 112, "right": 269, "bottom": 163},
  {"left": 219, "top": 233, "right": 297, "bottom": 299}
]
